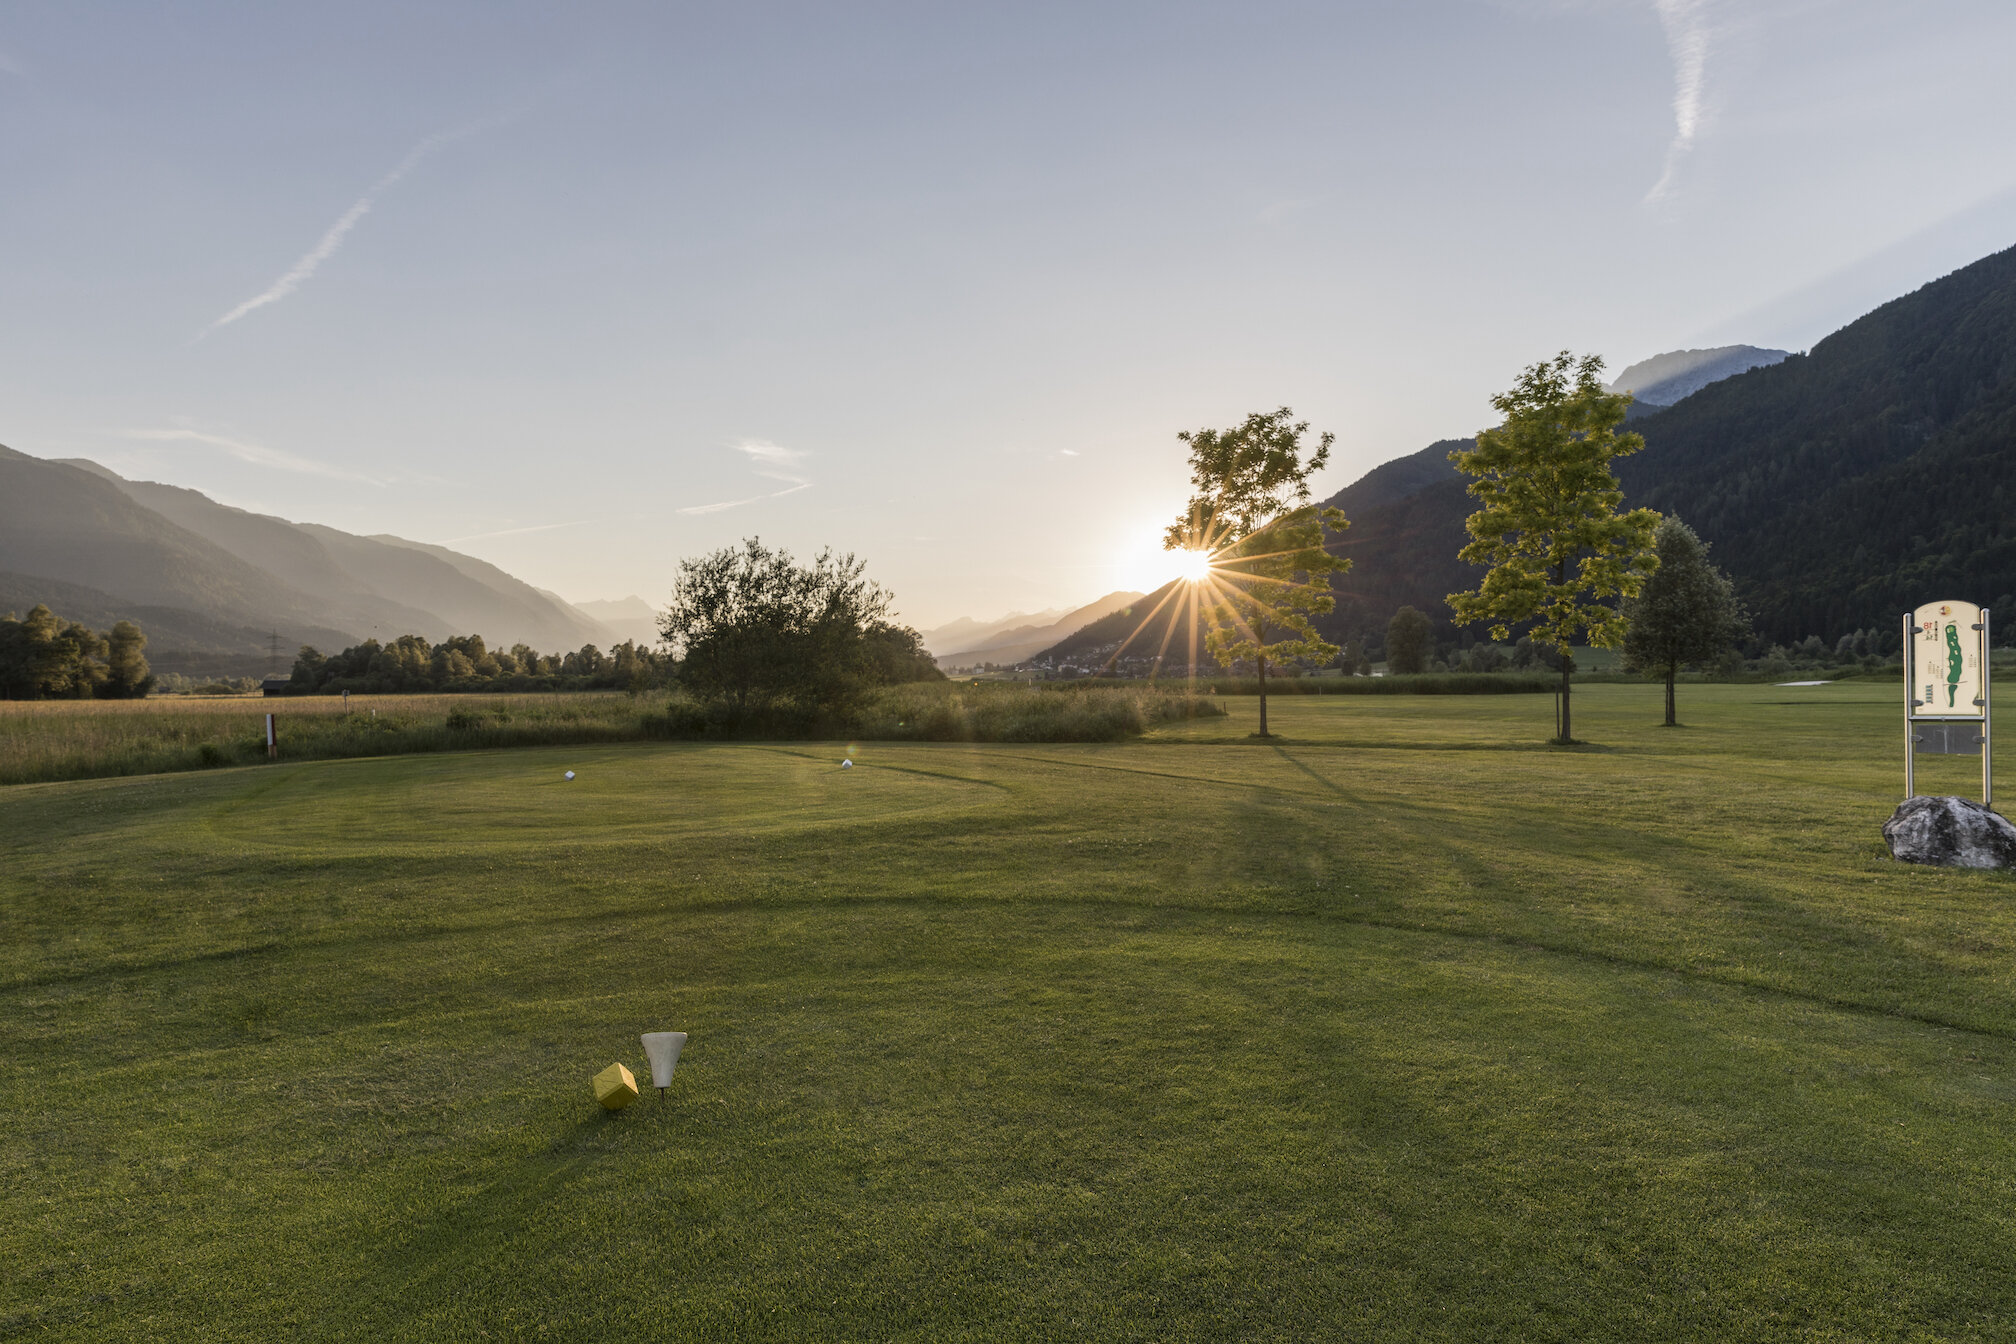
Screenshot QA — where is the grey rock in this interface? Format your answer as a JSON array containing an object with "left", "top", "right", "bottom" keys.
[
  {"left": 1883, "top": 795, "right": 2016, "bottom": 868},
  {"left": 1607, "top": 345, "right": 1791, "bottom": 406}
]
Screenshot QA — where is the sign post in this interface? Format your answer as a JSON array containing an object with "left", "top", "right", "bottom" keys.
[{"left": 1904, "top": 600, "right": 1990, "bottom": 804}]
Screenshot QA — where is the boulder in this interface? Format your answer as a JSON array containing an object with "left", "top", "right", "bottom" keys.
[{"left": 1883, "top": 795, "right": 2016, "bottom": 868}]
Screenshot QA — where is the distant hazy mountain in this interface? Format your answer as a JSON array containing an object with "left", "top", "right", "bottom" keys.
[
  {"left": 938, "top": 591, "right": 1144, "bottom": 667},
  {"left": 0, "top": 447, "right": 624, "bottom": 672},
  {"left": 917, "top": 607, "right": 1067, "bottom": 657},
  {"left": 1608, "top": 345, "right": 1790, "bottom": 406},
  {"left": 1037, "top": 585, "right": 1184, "bottom": 665},
  {"left": 575, "top": 596, "right": 664, "bottom": 648},
  {"left": 0, "top": 448, "right": 360, "bottom": 645}
]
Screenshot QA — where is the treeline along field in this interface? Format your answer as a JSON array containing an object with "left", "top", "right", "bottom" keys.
[{"left": 0, "top": 684, "right": 1223, "bottom": 786}]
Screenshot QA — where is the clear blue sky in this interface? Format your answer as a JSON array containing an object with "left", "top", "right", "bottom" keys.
[{"left": 4, "top": 1, "right": 2014, "bottom": 627}]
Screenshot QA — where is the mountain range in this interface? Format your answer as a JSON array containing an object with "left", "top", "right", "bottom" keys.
[
  {"left": 1046, "top": 239, "right": 2016, "bottom": 663},
  {"left": 931, "top": 591, "right": 1145, "bottom": 668},
  {"left": 1607, "top": 346, "right": 1790, "bottom": 406},
  {"left": 574, "top": 596, "right": 664, "bottom": 649},
  {"left": 0, "top": 448, "right": 626, "bottom": 676}
]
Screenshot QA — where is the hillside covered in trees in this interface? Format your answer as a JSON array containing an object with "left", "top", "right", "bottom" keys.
[{"left": 1295, "top": 241, "right": 2016, "bottom": 652}]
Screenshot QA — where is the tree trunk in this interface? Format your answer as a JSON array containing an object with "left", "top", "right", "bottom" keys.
[
  {"left": 1551, "top": 557, "right": 1573, "bottom": 744},
  {"left": 1557, "top": 656, "right": 1573, "bottom": 743},
  {"left": 1257, "top": 652, "right": 1270, "bottom": 736},
  {"left": 1665, "top": 666, "right": 1677, "bottom": 726}
]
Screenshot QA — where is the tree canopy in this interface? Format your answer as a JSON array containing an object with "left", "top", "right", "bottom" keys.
[
  {"left": 1622, "top": 515, "right": 1748, "bottom": 725},
  {"left": 1448, "top": 352, "right": 1660, "bottom": 742},
  {"left": 1385, "top": 606, "right": 1433, "bottom": 675},
  {"left": 1164, "top": 408, "right": 1350, "bottom": 735},
  {"left": 0, "top": 604, "right": 150, "bottom": 700},
  {"left": 663, "top": 538, "right": 941, "bottom": 713}
]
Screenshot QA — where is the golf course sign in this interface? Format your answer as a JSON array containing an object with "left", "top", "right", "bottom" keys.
[{"left": 1904, "top": 600, "right": 1991, "bottom": 802}]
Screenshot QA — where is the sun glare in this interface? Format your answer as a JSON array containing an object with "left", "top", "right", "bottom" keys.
[{"left": 1172, "top": 549, "right": 1213, "bottom": 583}]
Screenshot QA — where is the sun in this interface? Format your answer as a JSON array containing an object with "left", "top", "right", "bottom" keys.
[{"left": 1171, "top": 548, "right": 1214, "bottom": 583}]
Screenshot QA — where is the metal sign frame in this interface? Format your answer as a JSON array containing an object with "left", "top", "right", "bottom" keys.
[{"left": 1904, "top": 603, "right": 1991, "bottom": 803}]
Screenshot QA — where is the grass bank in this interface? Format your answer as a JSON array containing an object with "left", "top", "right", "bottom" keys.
[{"left": 6, "top": 683, "right": 2016, "bottom": 1339}]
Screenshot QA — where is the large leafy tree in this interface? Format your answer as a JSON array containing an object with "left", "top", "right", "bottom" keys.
[
  {"left": 1448, "top": 353, "right": 1660, "bottom": 743},
  {"left": 1385, "top": 605, "right": 1433, "bottom": 676},
  {"left": 1164, "top": 407, "right": 1350, "bottom": 737},
  {"left": 104, "top": 620, "right": 153, "bottom": 699},
  {"left": 1622, "top": 515, "right": 1747, "bottom": 726},
  {"left": 663, "top": 538, "right": 927, "bottom": 713},
  {"left": 0, "top": 604, "right": 111, "bottom": 700}
]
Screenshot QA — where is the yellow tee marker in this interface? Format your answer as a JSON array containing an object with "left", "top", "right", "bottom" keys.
[{"left": 592, "top": 1062, "right": 638, "bottom": 1111}]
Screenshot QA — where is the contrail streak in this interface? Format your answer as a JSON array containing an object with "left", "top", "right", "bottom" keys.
[
  {"left": 675, "top": 441, "right": 816, "bottom": 514},
  {"left": 1647, "top": 0, "right": 1711, "bottom": 203},
  {"left": 203, "top": 127, "right": 471, "bottom": 334},
  {"left": 677, "top": 483, "right": 810, "bottom": 516}
]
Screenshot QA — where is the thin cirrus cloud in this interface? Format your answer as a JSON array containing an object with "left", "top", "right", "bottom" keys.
[
  {"left": 120, "top": 428, "right": 387, "bottom": 485},
  {"left": 200, "top": 124, "right": 480, "bottom": 336},
  {"left": 1646, "top": 0, "right": 1712, "bottom": 202},
  {"left": 676, "top": 440, "right": 814, "bottom": 516}
]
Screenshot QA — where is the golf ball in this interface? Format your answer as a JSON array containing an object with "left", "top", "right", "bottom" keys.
[
  {"left": 840, "top": 760, "right": 853, "bottom": 769},
  {"left": 564, "top": 770, "right": 576, "bottom": 781}
]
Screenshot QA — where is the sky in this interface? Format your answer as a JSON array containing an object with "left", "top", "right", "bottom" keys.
[{"left": 4, "top": 1, "right": 2015, "bottom": 630}]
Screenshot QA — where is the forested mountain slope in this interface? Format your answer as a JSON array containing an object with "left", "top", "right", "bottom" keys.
[
  {"left": 1617, "top": 242, "right": 2016, "bottom": 642},
  {"left": 1307, "top": 242, "right": 2016, "bottom": 649}
]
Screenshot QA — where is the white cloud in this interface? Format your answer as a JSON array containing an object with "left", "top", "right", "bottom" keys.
[
  {"left": 1646, "top": 0, "right": 1712, "bottom": 202},
  {"left": 735, "top": 439, "right": 812, "bottom": 486},
  {"left": 202, "top": 125, "right": 478, "bottom": 334},
  {"left": 120, "top": 428, "right": 386, "bottom": 485},
  {"left": 675, "top": 441, "right": 815, "bottom": 515}
]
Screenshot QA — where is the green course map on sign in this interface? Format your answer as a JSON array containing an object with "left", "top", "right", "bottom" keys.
[{"left": 1911, "top": 599, "right": 1985, "bottom": 719}]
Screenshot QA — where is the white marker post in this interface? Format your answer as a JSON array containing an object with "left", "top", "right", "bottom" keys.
[
  {"left": 641, "top": 1031, "right": 687, "bottom": 1101},
  {"left": 1904, "top": 601, "right": 1990, "bottom": 804},
  {"left": 265, "top": 713, "right": 278, "bottom": 761}
]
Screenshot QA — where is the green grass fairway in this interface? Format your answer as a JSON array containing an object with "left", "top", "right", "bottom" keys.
[{"left": 8, "top": 683, "right": 2016, "bottom": 1340}]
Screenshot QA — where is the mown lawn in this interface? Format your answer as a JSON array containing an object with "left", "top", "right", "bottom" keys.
[{"left": 5, "top": 682, "right": 2014, "bottom": 1341}]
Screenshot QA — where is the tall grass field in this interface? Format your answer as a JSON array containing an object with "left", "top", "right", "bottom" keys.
[
  {"left": 5, "top": 683, "right": 2015, "bottom": 1340},
  {"left": 0, "top": 684, "right": 1222, "bottom": 786}
]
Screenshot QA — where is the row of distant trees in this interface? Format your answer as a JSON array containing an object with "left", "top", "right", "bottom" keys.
[
  {"left": 3, "top": 546, "right": 945, "bottom": 706},
  {"left": 275, "top": 547, "right": 945, "bottom": 706},
  {"left": 0, "top": 605, "right": 152, "bottom": 700},
  {"left": 283, "top": 634, "right": 674, "bottom": 694}
]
